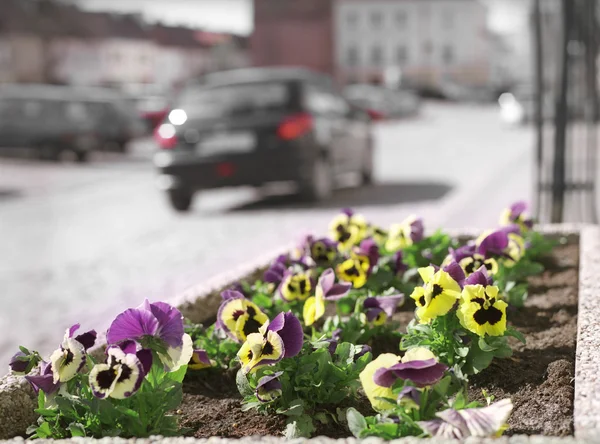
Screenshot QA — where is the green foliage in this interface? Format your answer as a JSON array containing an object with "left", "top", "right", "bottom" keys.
[
  {"left": 239, "top": 340, "right": 372, "bottom": 437},
  {"left": 186, "top": 323, "right": 240, "bottom": 369},
  {"left": 28, "top": 360, "right": 186, "bottom": 439},
  {"left": 402, "top": 230, "right": 456, "bottom": 269},
  {"left": 524, "top": 231, "right": 559, "bottom": 261}
]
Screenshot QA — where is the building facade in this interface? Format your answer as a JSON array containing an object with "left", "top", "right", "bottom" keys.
[
  {"left": 334, "top": 0, "right": 491, "bottom": 92},
  {"left": 251, "top": 0, "right": 335, "bottom": 77}
]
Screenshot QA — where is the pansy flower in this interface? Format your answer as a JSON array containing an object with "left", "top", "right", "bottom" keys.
[
  {"left": 385, "top": 215, "right": 424, "bottom": 252},
  {"left": 279, "top": 269, "right": 313, "bottom": 302},
  {"left": 238, "top": 312, "right": 303, "bottom": 374},
  {"left": 49, "top": 324, "right": 97, "bottom": 384},
  {"left": 336, "top": 252, "right": 370, "bottom": 288},
  {"left": 328, "top": 209, "right": 368, "bottom": 252},
  {"left": 359, "top": 353, "right": 402, "bottom": 411},
  {"left": 188, "top": 349, "right": 213, "bottom": 370},
  {"left": 356, "top": 238, "right": 380, "bottom": 272},
  {"left": 216, "top": 290, "right": 269, "bottom": 342},
  {"left": 89, "top": 341, "right": 152, "bottom": 399},
  {"left": 476, "top": 226, "right": 525, "bottom": 267},
  {"left": 410, "top": 263, "right": 464, "bottom": 324},
  {"left": 264, "top": 255, "right": 288, "bottom": 287},
  {"left": 25, "top": 361, "right": 60, "bottom": 395},
  {"left": 9, "top": 351, "right": 35, "bottom": 375},
  {"left": 500, "top": 201, "right": 533, "bottom": 233},
  {"left": 256, "top": 371, "right": 283, "bottom": 402},
  {"left": 373, "top": 347, "right": 447, "bottom": 389},
  {"left": 303, "top": 268, "right": 351, "bottom": 326},
  {"left": 363, "top": 294, "right": 405, "bottom": 326},
  {"left": 457, "top": 282, "right": 507, "bottom": 337},
  {"left": 397, "top": 386, "right": 421, "bottom": 410},
  {"left": 419, "top": 398, "right": 513, "bottom": 438},
  {"left": 392, "top": 250, "right": 408, "bottom": 276},
  {"left": 368, "top": 224, "right": 388, "bottom": 246},
  {"left": 309, "top": 237, "right": 338, "bottom": 264}
]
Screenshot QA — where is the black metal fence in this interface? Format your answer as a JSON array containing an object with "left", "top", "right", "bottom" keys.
[{"left": 533, "top": 0, "right": 599, "bottom": 223}]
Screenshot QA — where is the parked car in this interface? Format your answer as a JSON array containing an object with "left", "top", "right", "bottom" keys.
[
  {"left": 344, "top": 84, "right": 420, "bottom": 120},
  {"left": 0, "top": 84, "right": 145, "bottom": 160},
  {"left": 0, "top": 84, "right": 99, "bottom": 162},
  {"left": 153, "top": 67, "right": 374, "bottom": 212}
]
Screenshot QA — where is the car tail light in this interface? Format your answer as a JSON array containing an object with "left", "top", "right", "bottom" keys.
[
  {"left": 277, "top": 113, "right": 313, "bottom": 140},
  {"left": 366, "top": 109, "right": 385, "bottom": 121},
  {"left": 154, "top": 123, "right": 178, "bottom": 149}
]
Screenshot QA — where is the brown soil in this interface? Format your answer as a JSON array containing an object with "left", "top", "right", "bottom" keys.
[
  {"left": 180, "top": 240, "right": 579, "bottom": 438},
  {"left": 469, "top": 242, "right": 579, "bottom": 436}
]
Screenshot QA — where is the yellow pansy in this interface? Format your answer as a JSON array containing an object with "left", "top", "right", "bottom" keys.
[
  {"left": 410, "top": 266, "right": 462, "bottom": 324},
  {"left": 457, "top": 284, "right": 507, "bottom": 337},
  {"left": 359, "top": 353, "right": 401, "bottom": 411}
]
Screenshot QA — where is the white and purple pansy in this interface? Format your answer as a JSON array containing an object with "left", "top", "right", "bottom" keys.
[
  {"left": 363, "top": 294, "right": 405, "bottom": 326},
  {"left": 216, "top": 290, "right": 269, "bottom": 342},
  {"left": 89, "top": 341, "right": 152, "bottom": 399},
  {"left": 373, "top": 347, "right": 447, "bottom": 388},
  {"left": 49, "top": 324, "right": 97, "bottom": 384},
  {"left": 256, "top": 371, "right": 283, "bottom": 402},
  {"left": 238, "top": 312, "right": 303, "bottom": 374},
  {"left": 25, "top": 361, "right": 61, "bottom": 395},
  {"left": 418, "top": 398, "right": 513, "bottom": 438}
]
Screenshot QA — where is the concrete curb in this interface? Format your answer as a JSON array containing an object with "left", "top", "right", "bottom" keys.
[{"left": 0, "top": 226, "right": 593, "bottom": 442}]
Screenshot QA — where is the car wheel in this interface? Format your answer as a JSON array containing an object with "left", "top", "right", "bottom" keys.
[
  {"left": 360, "top": 141, "right": 374, "bottom": 185},
  {"left": 37, "top": 144, "right": 60, "bottom": 162},
  {"left": 168, "top": 189, "right": 193, "bottom": 212},
  {"left": 299, "top": 156, "right": 333, "bottom": 202},
  {"left": 74, "top": 150, "right": 89, "bottom": 163}
]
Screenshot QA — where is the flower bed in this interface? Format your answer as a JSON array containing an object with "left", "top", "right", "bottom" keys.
[{"left": 0, "top": 204, "right": 592, "bottom": 441}]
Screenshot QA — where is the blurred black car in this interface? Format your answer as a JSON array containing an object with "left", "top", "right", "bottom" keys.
[
  {"left": 0, "top": 85, "right": 99, "bottom": 162},
  {"left": 153, "top": 67, "right": 374, "bottom": 212},
  {"left": 0, "top": 85, "right": 145, "bottom": 161}
]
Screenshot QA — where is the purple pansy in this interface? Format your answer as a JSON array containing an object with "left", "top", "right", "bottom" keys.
[
  {"left": 392, "top": 251, "right": 408, "bottom": 275},
  {"left": 448, "top": 244, "right": 477, "bottom": 263},
  {"left": 264, "top": 255, "right": 289, "bottom": 285},
  {"left": 256, "top": 371, "right": 284, "bottom": 402},
  {"left": 266, "top": 312, "right": 304, "bottom": 358},
  {"left": 373, "top": 359, "right": 447, "bottom": 388},
  {"left": 9, "top": 351, "right": 29, "bottom": 374},
  {"left": 418, "top": 398, "right": 513, "bottom": 438},
  {"left": 356, "top": 238, "right": 380, "bottom": 272},
  {"left": 318, "top": 268, "right": 352, "bottom": 300},
  {"left": 107, "top": 299, "right": 184, "bottom": 348},
  {"left": 364, "top": 295, "right": 405, "bottom": 325},
  {"left": 25, "top": 361, "right": 60, "bottom": 395},
  {"left": 189, "top": 349, "right": 212, "bottom": 370},
  {"left": 503, "top": 201, "right": 534, "bottom": 231},
  {"left": 464, "top": 266, "right": 493, "bottom": 286},
  {"left": 431, "top": 260, "right": 466, "bottom": 288}
]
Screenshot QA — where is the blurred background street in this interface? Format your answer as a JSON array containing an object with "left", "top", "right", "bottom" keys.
[
  {"left": 0, "top": 0, "right": 596, "bottom": 366},
  {"left": 0, "top": 101, "right": 533, "bottom": 362}
]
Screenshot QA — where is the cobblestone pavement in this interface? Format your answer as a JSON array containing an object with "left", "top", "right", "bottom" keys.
[{"left": 0, "top": 101, "right": 533, "bottom": 364}]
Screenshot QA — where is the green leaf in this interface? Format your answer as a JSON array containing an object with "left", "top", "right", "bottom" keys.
[
  {"left": 284, "top": 415, "right": 315, "bottom": 439},
  {"left": 505, "top": 327, "right": 526, "bottom": 344},
  {"left": 334, "top": 343, "right": 352, "bottom": 364},
  {"left": 19, "top": 345, "right": 31, "bottom": 355},
  {"left": 346, "top": 407, "right": 367, "bottom": 438},
  {"left": 478, "top": 337, "right": 498, "bottom": 353},
  {"left": 166, "top": 364, "right": 188, "bottom": 383},
  {"left": 236, "top": 369, "right": 254, "bottom": 397},
  {"left": 252, "top": 292, "right": 273, "bottom": 308},
  {"left": 433, "top": 375, "right": 451, "bottom": 397},
  {"left": 278, "top": 398, "right": 305, "bottom": 417},
  {"left": 68, "top": 423, "right": 86, "bottom": 437},
  {"left": 35, "top": 421, "right": 53, "bottom": 438}
]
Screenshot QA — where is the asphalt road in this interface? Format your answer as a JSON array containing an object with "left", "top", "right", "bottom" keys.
[{"left": 0, "top": 101, "right": 533, "bottom": 365}]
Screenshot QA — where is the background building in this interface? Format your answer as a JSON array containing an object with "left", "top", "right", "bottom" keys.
[
  {"left": 334, "top": 0, "right": 492, "bottom": 94},
  {"left": 251, "top": 0, "right": 335, "bottom": 78}
]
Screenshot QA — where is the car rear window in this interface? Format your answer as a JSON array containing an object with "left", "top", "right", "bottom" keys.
[{"left": 176, "top": 82, "right": 292, "bottom": 117}]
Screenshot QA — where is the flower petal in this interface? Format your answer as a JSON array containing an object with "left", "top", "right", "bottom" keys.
[
  {"left": 271, "top": 312, "right": 303, "bottom": 358},
  {"left": 75, "top": 330, "right": 97, "bottom": 351},
  {"left": 89, "top": 363, "right": 122, "bottom": 399},
  {"left": 148, "top": 302, "right": 184, "bottom": 348},
  {"left": 49, "top": 338, "right": 86, "bottom": 383},
  {"left": 443, "top": 261, "right": 466, "bottom": 288},
  {"left": 189, "top": 349, "right": 212, "bottom": 370},
  {"left": 359, "top": 353, "right": 401, "bottom": 411},
  {"left": 107, "top": 307, "right": 159, "bottom": 345},
  {"left": 256, "top": 371, "right": 283, "bottom": 402},
  {"left": 25, "top": 362, "right": 60, "bottom": 395},
  {"left": 373, "top": 358, "right": 447, "bottom": 388}
]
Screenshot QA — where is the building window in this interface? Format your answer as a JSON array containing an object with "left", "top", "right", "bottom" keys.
[
  {"left": 371, "top": 46, "right": 383, "bottom": 65},
  {"left": 396, "top": 46, "right": 408, "bottom": 64},
  {"left": 347, "top": 11, "right": 358, "bottom": 28},
  {"left": 396, "top": 11, "right": 407, "bottom": 27},
  {"left": 371, "top": 11, "right": 383, "bottom": 27},
  {"left": 347, "top": 46, "right": 359, "bottom": 66},
  {"left": 442, "top": 46, "right": 454, "bottom": 65}
]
